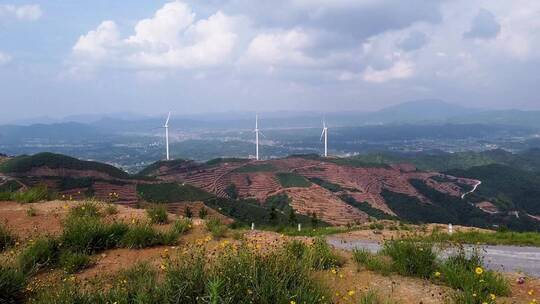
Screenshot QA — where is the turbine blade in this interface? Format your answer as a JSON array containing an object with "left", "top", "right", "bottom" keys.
[
  {"left": 259, "top": 130, "right": 266, "bottom": 138},
  {"left": 320, "top": 129, "right": 325, "bottom": 141},
  {"left": 165, "top": 112, "right": 171, "bottom": 126}
]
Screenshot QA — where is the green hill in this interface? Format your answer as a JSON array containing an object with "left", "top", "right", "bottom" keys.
[
  {"left": 137, "top": 159, "right": 190, "bottom": 176},
  {"left": 0, "top": 152, "right": 129, "bottom": 179}
]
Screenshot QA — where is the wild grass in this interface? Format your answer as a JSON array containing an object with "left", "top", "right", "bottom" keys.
[
  {"left": 120, "top": 224, "right": 165, "bottom": 249},
  {"left": 285, "top": 238, "right": 343, "bottom": 271},
  {"left": 353, "top": 239, "right": 510, "bottom": 304},
  {"left": 61, "top": 216, "right": 128, "bottom": 253},
  {"left": 18, "top": 237, "right": 60, "bottom": 273},
  {"left": 146, "top": 205, "right": 168, "bottom": 224},
  {"left": 0, "top": 265, "right": 27, "bottom": 304},
  {"left": 382, "top": 240, "right": 437, "bottom": 279},
  {"left": 26, "top": 206, "right": 37, "bottom": 217},
  {"left": 0, "top": 223, "right": 16, "bottom": 252},
  {"left": 10, "top": 184, "right": 52, "bottom": 204},
  {"left": 422, "top": 230, "right": 540, "bottom": 247},
  {"left": 358, "top": 290, "right": 397, "bottom": 304},
  {"left": 29, "top": 243, "right": 330, "bottom": 304},
  {"left": 172, "top": 218, "right": 192, "bottom": 235},
  {"left": 69, "top": 201, "right": 101, "bottom": 218},
  {"left": 206, "top": 218, "right": 227, "bottom": 238},
  {"left": 58, "top": 251, "right": 91, "bottom": 274},
  {"left": 104, "top": 204, "right": 118, "bottom": 215}
]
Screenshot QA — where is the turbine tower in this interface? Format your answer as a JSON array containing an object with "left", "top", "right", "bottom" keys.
[
  {"left": 255, "top": 114, "right": 260, "bottom": 161},
  {"left": 320, "top": 119, "right": 328, "bottom": 157},
  {"left": 164, "top": 112, "right": 171, "bottom": 161}
]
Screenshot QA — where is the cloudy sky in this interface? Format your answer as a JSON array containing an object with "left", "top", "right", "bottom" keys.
[{"left": 1, "top": 0, "right": 539, "bottom": 122}]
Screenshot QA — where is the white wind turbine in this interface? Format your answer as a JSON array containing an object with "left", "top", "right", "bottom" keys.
[
  {"left": 164, "top": 112, "right": 171, "bottom": 161},
  {"left": 320, "top": 118, "right": 328, "bottom": 157},
  {"left": 254, "top": 114, "right": 265, "bottom": 161}
]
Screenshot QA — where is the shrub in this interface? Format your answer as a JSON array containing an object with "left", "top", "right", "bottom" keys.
[
  {"left": 61, "top": 216, "right": 128, "bottom": 253},
  {"left": 146, "top": 205, "right": 168, "bottom": 224},
  {"left": 206, "top": 218, "right": 227, "bottom": 239},
  {"left": 172, "top": 218, "right": 192, "bottom": 235},
  {"left": 285, "top": 239, "right": 343, "bottom": 270},
  {"left": 11, "top": 185, "right": 52, "bottom": 204},
  {"left": 18, "top": 237, "right": 60, "bottom": 273},
  {"left": 184, "top": 206, "right": 193, "bottom": 218},
  {"left": 352, "top": 249, "right": 392, "bottom": 276},
  {"left": 26, "top": 206, "right": 37, "bottom": 217},
  {"left": 0, "top": 224, "right": 16, "bottom": 252},
  {"left": 104, "top": 204, "right": 118, "bottom": 215},
  {"left": 439, "top": 247, "right": 510, "bottom": 303},
  {"left": 198, "top": 206, "right": 208, "bottom": 219},
  {"left": 276, "top": 172, "right": 311, "bottom": 188},
  {"left": 69, "top": 201, "right": 101, "bottom": 218},
  {"left": 59, "top": 251, "right": 91, "bottom": 274},
  {"left": 382, "top": 240, "right": 436, "bottom": 278},
  {"left": 0, "top": 265, "right": 27, "bottom": 304},
  {"left": 120, "top": 224, "right": 163, "bottom": 249},
  {"left": 359, "top": 290, "right": 396, "bottom": 304}
]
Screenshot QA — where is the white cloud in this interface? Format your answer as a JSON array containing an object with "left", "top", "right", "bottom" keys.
[
  {"left": 72, "top": 1, "right": 240, "bottom": 70},
  {"left": 245, "top": 29, "right": 316, "bottom": 66},
  {"left": 362, "top": 60, "right": 414, "bottom": 83},
  {"left": 0, "top": 52, "right": 12, "bottom": 65},
  {"left": 0, "top": 4, "right": 42, "bottom": 21}
]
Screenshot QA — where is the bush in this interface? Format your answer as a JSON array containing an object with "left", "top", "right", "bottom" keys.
[
  {"left": 146, "top": 205, "right": 168, "bottom": 224},
  {"left": 104, "top": 204, "right": 118, "bottom": 215},
  {"left": 61, "top": 216, "right": 128, "bottom": 253},
  {"left": 120, "top": 224, "right": 163, "bottom": 249},
  {"left": 382, "top": 240, "right": 437, "bottom": 278},
  {"left": 69, "top": 201, "right": 101, "bottom": 218},
  {"left": 184, "top": 206, "right": 193, "bottom": 218},
  {"left": 11, "top": 185, "right": 52, "bottom": 204},
  {"left": 0, "top": 224, "right": 16, "bottom": 252},
  {"left": 439, "top": 247, "right": 510, "bottom": 303},
  {"left": 285, "top": 239, "right": 343, "bottom": 271},
  {"left": 206, "top": 218, "right": 227, "bottom": 239},
  {"left": 18, "top": 237, "right": 60, "bottom": 273},
  {"left": 59, "top": 251, "right": 91, "bottom": 274},
  {"left": 172, "top": 218, "right": 192, "bottom": 235},
  {"left": 0, "top": 265, "right": 27, "bottom": 304},
  {"left": 276, "top": 172, "right": 311, "bottom": 188},
  {"left": 198, "top": 206, "right": 208, "bottom": 219}
]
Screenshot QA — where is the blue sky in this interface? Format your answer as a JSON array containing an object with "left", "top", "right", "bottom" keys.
[{"left": 1, "top": 1, "right": 540, "bottom": 123}]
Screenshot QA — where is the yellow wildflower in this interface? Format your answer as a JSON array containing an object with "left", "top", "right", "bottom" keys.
[
  {"left": 530, "top": 290, "right": 535, "bottom": 296},
  {"left": 348, "top": 290, "right": 355, "bottom": 296},
  {"left": 475, "top": 267, "right": 484, "bottom": 275},
  {"left": 434, "top": 271, "right": 441, "bottom": 277},
  {"left": 490, "top": 294, "right": 496, "bottom": 300},
  {"left": 290, "top": 301, "right": 296, "bottom": 304}
]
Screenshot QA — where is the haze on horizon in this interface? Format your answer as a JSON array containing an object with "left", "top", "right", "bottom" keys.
[{"left": 1, "top": 0, "right": 540, "bottom": 123}]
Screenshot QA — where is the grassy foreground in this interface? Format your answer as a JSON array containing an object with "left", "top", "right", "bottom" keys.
[{"left": 419, "top": 230, "right": 540, "bottom": 247}]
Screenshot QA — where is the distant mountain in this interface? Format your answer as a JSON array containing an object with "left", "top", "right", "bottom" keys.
[
  {"left": 0, "top": 122, "right": 106, "bottom": 144},
  {"left": 450, "top": 109, "right": 540, "bottom": 129}
]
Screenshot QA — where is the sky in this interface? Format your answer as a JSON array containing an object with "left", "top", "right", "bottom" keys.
[{"left": 1, "top": 0, "right": 540, "bottom": 122}]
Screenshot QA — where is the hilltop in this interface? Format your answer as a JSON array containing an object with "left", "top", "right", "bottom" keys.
[{"left": 1, "top": 152, "right": 539, "bottom": 231}]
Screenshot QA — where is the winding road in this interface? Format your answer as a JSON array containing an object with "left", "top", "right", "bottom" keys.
[
  {"left": 461, "top": 180, "right": 482, "bottom": 199},
  {"left": 327, "top": 238, "right": 540, "bottom": 277}
]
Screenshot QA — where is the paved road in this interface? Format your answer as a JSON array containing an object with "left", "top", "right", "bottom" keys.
[{"left": 327, "top": 237, "right": 540, "bottom": 277}]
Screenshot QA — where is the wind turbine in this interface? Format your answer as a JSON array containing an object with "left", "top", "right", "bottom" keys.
[
  {"left": 164, "top": 112, "right": 171, "bottom": 161},
  {"left": 320, "top": 118, "right": 328, "bottom": 157},
  {"left": 254, "top": 114, "right": 260, "bottom": 160}
]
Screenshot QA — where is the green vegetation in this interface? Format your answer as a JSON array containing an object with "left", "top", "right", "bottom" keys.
[
  {"left": 26, "top": 206, "right": 37, "bottom": 217},
  {"left": 104, "top": 204, "right": 118, "bottom": 215},
  {"left": 286, "top": 238, "right": 343, "bottom": 270},
  {"left": 198, "top": 206, "right": 208, "bottom": 219},
  {"left": 120, "top": 224, "right": 168, "bottom": 249},
  {"left": 58, "top": 251, "right": 91, "bottom": 274},
  {"left": 0, "top": 223, "right": 15, "bottom": 252},
  {"left": 276, "top": 172, "right": 312, "bottom": 188},
  {"left": 0, "top": 265, "right": 26, "bottom": 304},
  {"left": 146, "top": 205, "right": 168, "bottom": 224},
  {"left": 56, "top": 177, "right": 93, "bottom": 191},
  {"left": 18, "top": 237, "right": 60, "bottom": 273},
  {"left": 172, "top": 218, "right": 192, "bottom": 235},
  {"left": 353, "top": 240, "right": 510, "bottom": 304},
  {"left": 328, "top": 158, "right": 390, "bottom": 169},
  {"left": 0, "top": 180, "right": 21, "bottom": 192},
  {"left": 0, "top": 152, "right": 129, "bottom": 179},
  {"left": 339, "top": 194, "right": 396, "bottom": 220},
  {"left": 69, "top": 201, "right": 101, "bottom": 218},
  {"left": 206, "top": 218, "right": 227, "bottom": 238},
  {"left": 233, "top": 163, "right": 276, "bottom": 173},
  {"left": 10, "top": 184, "right": 53, "bottom": 204},
  {"left": 358, "top": 290, "right": 396, "bottom": 304},
  {"left": 29, "top": 242, "right": 330, "bottom": 304},
  {"left": 137, "top": 183, "right": 214, "bottom": 203},
  {"left": 61, "top": 215, "right": 129, "bottom": 254},
  {"left": 224, "top": 183, "right": 239, "bottom": 199},
  {"left": 419, "top": 230, "right": 540, "bottom": 247},
  {"left": 137, "top": 159, "right": 189, "bottom": 176},
  {"left": 309, "top": 177, "right": 343, "bottom": 192}
]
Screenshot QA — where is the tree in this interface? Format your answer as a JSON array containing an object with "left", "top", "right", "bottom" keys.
[
  {"left": 288, "top": 208, "right": 297, "bottom": 225},
  {"left": 184, "top": 206, "right": 193, "bottom": 218},
  {"left": 310, "top": 212, "right": 319, "bottom": 228},
  {"left": 224, "top": 184, "right": 238, "bottom": 200},
  {"left": 198, "top": 206, "right": 208, "bottom": 219},
  {"left": 269, "top": 206, "right": 277, "bottom": 224}
]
